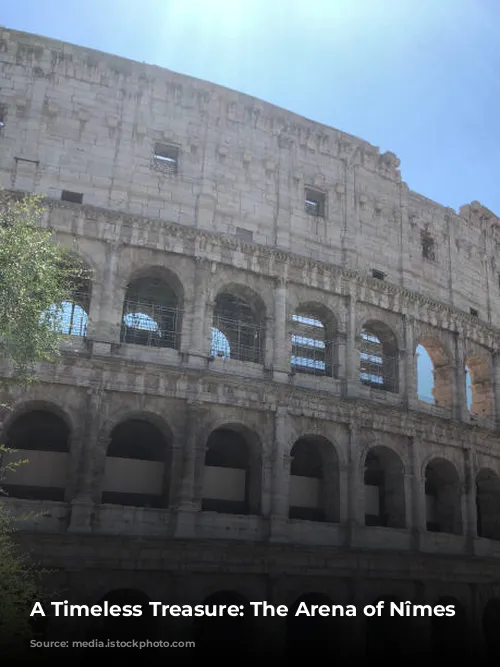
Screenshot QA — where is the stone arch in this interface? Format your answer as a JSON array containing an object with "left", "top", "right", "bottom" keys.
[
  {"left": 430, "top": 596, "right": 468, "bottom": 659},
  {"left": 286, "top": 592, "right": 343, "bottom": 652},
  {"left": 483, "top": 598, "right": 500, "bottom": 658},
  {"left": 289, "top": 435, "right": 340, "bottom": 522},
  {"left": 194, "top": 590, "right": 253, "bottom": 650},
  {"left": 424, "top": 458, "right": 462, "bottom": 534},
  {"left": 464, "top": 354, "right": 493, "bottom": 417},
  {"left": 121, "top": 266, "right": 184, "bottom": 349},
  {"left": 365, "top": 595, "right": 411, "bottom": 658},
  {"left": 476, "top": 468, "right": 500, "bottom": 540},
  {"left": 202, "top": 423, "right": 262, "bottom": 515},
  {"left": 359, "top": 320, "right": 399, "bottom": 392},
  {"left": 87, "top": 589, "right": 158, "bottom": 642},
  {"left": 211, "top": 283, "right": 266, "bottom": 364},
  {"left": 1, "top": 405, "right": 71, "bottom": 501},
  {"left": 363, "top": 445, "right": 406, "bottom": 529},
  {"left": 290, "top": 302, "right": 338, "bottom": 377},
  {"left": 44, "top": 252, "right": 93, "bottom": 338},
  {"left": 416, "top": 338, "right": 453, "bottom": 408},
  {"left": 101, "top": 415, "right": 173, "bottom": 508}
]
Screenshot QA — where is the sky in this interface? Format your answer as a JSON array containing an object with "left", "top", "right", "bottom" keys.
[{"left": 2, "top": 0, "right": 483, "bottom": 403}]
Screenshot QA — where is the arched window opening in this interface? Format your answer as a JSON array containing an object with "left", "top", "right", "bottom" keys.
[
  {"left": 465, "top": 357, "right": 492, "bottom": 417},
  {"left": 290, "top": 306, "right": 337, "bottom": 377},
  {"left": 44, "top": 273, "right": 91, "bottom": 338},
  {"left": 483, "top": 599, "right": 500, "bottom": 658},
  {"left": 416, "top": 341, "right": 453, "bottom": 408},
  {"left": 1, "top": 410, "right": 69, "bottom": 501},
  {"left": 366, "top": 596, "right": 410, "bottom": 659},
  {"left": 364, "top": 447, "right": 405, "bottom": 529},
  {"left": 212, "top": 291, "right": 264, "bottom": 364},
  {"left": 289, "top": 436, "right": 339, "bottom": 523},
  {"left": 476, "top": 469, "right": 500, "bottom": 540},
  {"left": 87, "top": 590, "right": 157, "bottom": 642},
  {"left": 431, "top": 597, "right": 468, "bottom": 659},
  {"left": 101, "top": 419, "right": 170, "bottom": 508},
  {"left": 202, "top": 427, "right": 261, "bottom": 515},
  {"left": 425, "top": 459, "right": 462, "bottom": 535},
  {"left": 121, "top": 276, "right": 182, "bottom": 349},
  {"left": 286, "top": 593, "right": 342, "bottom": 654},
  {"left": 359, "top": 322, "right": 398, "bottom": 393},
  {"left": 194, "top": 591, "right": 252, "bottom": 651}
]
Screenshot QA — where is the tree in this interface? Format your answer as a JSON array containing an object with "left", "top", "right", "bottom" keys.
[{"left": 0, "top": 192, "right": 89, "bottom": 657}]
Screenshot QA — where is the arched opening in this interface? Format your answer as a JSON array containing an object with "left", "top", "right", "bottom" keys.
[
  {"left": 121, "top": 273, "right": 182, "bottom": 349},
  {"left": 430, "top": 597, "right": 468, "bottom": 659},
  {"left": 416, "top": 340, "right": 453, "bottom": 408},
  {"left": 194, "top": 591, "right": 252, "bottom": 650},
  {"left": 286, "top": 593, "right": 342, "bottom": 653},
  {"left": 359, "top": 321, "right": 398, "bottom": 393},
  {"left": 85, "top": 589, "right": 161, "bottom": 664},
  {"left": 1, "top": 409, "right": 70, "bottom": 501},
  {"left": 465, "top": 356, "right": 493, "bottom": 418},
  {"left": 202, "top": 426, "right": 261, "bottom": 515},
  {"left": 290, "top": 305, "right": 337, "bottom": 377},
  {"left": 364, "top": 446, "right": 406, "bottom": 529},
  {"left": 211, "top": 288, "right": 265, "bottom": 364},
  {"left": 424, "top": 459, "right": 462, "bottom": 534},
  {"left": 476, "top": 469, "right": 500, "bottom": 540},
  {"left": 44, "top": 259, "right": 92, "bottom": 338},
  {"left": 365, "top": 596, "right": 410, "bottom": 658},
  {"left": 483, "top": 598, "right": 500, "bottom": 658},
  {"left": 101, "top": 419, "right": 170, "bottom": 508},
  {"left": 289, "top": 436, "right": 339, "bottom": 522}
]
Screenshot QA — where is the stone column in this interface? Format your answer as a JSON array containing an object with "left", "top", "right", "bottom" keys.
[
  {"left": 345, "top": 285, "right": 358, "bottom": 397},
  {"left": 347, "top": 421, "right": 363, "bottom": 546},
  {"left": 454, "top": 333, "right": 468, "bottom": 421},
  {"left": 269, "top": 407, "right": 291, "bottom": 542},
  {"left": 493, "top": 352, "right": 500, "bottom": 427},
  {"left": 91, "top": 240, "right": 122, "bottom": 345},
  {"left": 187, "top": 257, "right": 210, "bottom": 357},
  {"left": 409, "top": 436, "right": 426, "bottom": 549},
  {"left": 404, "top": 316, "right": 418, "bottom": 407},
  {"left": 464, "top": 448, "right": 477, "bottom": 551},
  {"left": 68, "top": 387, "right": 105, "bottom": 533},
  {"left": 272, "top": 277, "right": 289, "bottom": 379},
  {"left": 175, "top": 401, "right": 206, "bottom": 538}
]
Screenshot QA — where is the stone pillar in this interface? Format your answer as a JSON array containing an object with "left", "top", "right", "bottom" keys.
[
  {"left": 187, "top": 257, "right": 210, "bottom": 357},
  {"left": 68, "top": 387, "right": 104, "bottom": 533},
  {"left": 91, "top": 240, "right": 122, "bottom": 344},
  {"left": 404, "top": 316, "right": 417, "bottom": 406},
  {"left": 272, "top": 277, "right": 289, "bottom": 379},
  {"left": 269, "top": 407, "right": 291, "bottom": 541},
  {"left": 347, "top": 421, "right": 363, "bottom": 545},
  {"left": 464, "top": 448, "right": 477, "bottom": 550},
  {"left": 493, "top": 352, "right": 500, "bottom": 427},
  {"left": 175, "top": 402, "right": 206, "bottom": 538},
  {"left": 345, "top": 286, "right": 358, "bottom": 397},
  {"left": 454, "top": 333, "right": 468, "bottom": 421},
  {"left": 409, "top": 436, "right": 426, "bottom": 548}
]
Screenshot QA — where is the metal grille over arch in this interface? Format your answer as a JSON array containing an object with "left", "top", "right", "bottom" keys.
[
  {"left": 202, "top": 425, "right": 262, "bottom": 515},
  {"left": 101, "top": 418, "right": 171, "bottom": 508},
  {"left": 290, "top": 304, "right": 338, "bottom": 377},
  {"left": 211, "top": 288, "right": 265, "bottom": 364},
  {"left": 44, "top": 258, "right": 92, "bottom": 338},
  {"left": 359, "top": 321, "right": 399, "bottom": 393},
  {"left": 289, "top": 436, "right": 340, "bottom": 523},
  {"left": 1, "top": 409, "right": 70, "bottom": 501},
  {"left": 121, "top": 274, "right": 182, "bottom": 349}
]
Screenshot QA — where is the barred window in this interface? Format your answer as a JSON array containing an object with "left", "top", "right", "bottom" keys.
[{"left": 211, "top": 292, "right": 265, "bottom": 364}]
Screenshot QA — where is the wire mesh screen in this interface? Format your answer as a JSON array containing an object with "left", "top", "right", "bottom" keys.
[
  {"left": 121, "top": 300, "right": 181, "bottom": 349},
  {"left": 45, "top": 292, "right": 89, "bottom": 337},
  {"left": 291, "top": 314, "right": 333, "bottom": 376},
  {"left": 359, "top": 330, "right": 398, "bottom": 392},
  {"left": 211, "top": 294, "right": 264, "bottom": 364}
]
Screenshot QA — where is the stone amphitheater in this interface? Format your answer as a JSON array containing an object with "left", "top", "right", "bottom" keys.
[{"left": 1, "top": 26, "right": 500, "bottom": 661}]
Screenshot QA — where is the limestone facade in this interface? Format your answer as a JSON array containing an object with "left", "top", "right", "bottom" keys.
[{"left": 1, "top": 27, "right": 500, "bottom": 658}]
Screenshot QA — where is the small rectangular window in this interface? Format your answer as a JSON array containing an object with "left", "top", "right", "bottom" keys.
[
  {"left": 372, "top": 269, "right": 385, "bottom": 280},
  {"left": 61, "top": 190, "right": 83, "bottom": 204},
  {"left": 235, "top": 227, "right": 253, "bottom": 242},
  {"left": 305, "top": 188, "right": 326, "bottom": 218},
  {"left": 153, "top": 143, "right": 179, "bottom": 174},
  {"left": 0, "top": 105, "right": 5, "bottom": 129},
  {"left": 421, "top": 230, "right": 436, "bottom": 261},
  {"left": 470, "top": 308, "right": 478, "bottom": 317}
]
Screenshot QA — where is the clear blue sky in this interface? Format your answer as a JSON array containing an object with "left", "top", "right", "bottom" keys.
[{"left": 2, "top": 0, "right": 500, "bottom": 215}]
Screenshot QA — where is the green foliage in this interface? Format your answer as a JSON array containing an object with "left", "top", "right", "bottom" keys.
[{"left": 0, "top": 192, "right": 89, "bottom": 385}]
